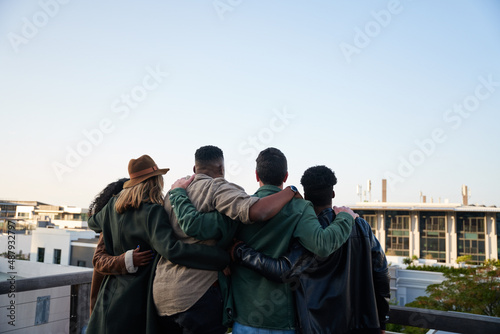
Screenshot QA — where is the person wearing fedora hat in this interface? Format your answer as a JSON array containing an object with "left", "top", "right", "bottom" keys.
[
  {"left": 87, "top": 178, "right": 154, "bottom": 315},
  {"left": 122, "top": 154, "right": 170, "bottom": 189},
  {"left": 86, "top": 154, "right": 232, "bottom": 334}
]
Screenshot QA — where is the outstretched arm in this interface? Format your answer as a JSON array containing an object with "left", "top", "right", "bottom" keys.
[
  {"left": 294, "top": 205, "right": 355, "bottom": 257},
  {"left": 147, "top": 204, "right": 230, "bottom": 271},
  {"left": 168, "top": 188, "right": 236, "bottom": 242},
  {"left": 231, "top": 241, "right": 310, "bottom": 283},
  {"left": 170, "top": 175, "right": 298, "bottom": 224},
  {"left": 248, "top": 186, "right": 301, "bottom": 222}
]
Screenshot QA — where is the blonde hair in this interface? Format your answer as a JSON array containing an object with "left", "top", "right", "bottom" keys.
[{"left": 115, "top": 175, "right": 164, "bottom": 214}]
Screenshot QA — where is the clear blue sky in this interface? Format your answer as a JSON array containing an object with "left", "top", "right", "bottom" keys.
[{"left": 1, "top": 0, "right": 499, "bottom": 209}]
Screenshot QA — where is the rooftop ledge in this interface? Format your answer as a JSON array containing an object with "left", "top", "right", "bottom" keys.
[
  {"left": 1, "top": 271, "right": 499, "bottom": 333},
  {"left": 351, "top": 201, "right": 500, "bottom": 212}
]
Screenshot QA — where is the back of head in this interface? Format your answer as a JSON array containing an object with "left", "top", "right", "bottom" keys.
[
  {"left": 115, "top": 175, "right": 164, "bottom": 214},
  {"left": 194, "top": 145, "right": 224, "bottom": 176},
  {"left": 300, "top": 165, "right": 337, "bottom": 207},
  {"left": 256, "top": 147, "right": 287, "bottom": 186},
  {"left": 88, "top": 178, "right": 129, "bottom": 217}
]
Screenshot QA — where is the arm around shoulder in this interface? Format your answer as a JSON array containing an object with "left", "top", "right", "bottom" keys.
[
  {"left": 146, "top": 204, "right": 230, "bottom": 271},
  {"left": 169, "top": 188, "right": 231, "bottom": 240}
]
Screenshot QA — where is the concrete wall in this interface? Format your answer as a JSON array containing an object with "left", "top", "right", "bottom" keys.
[
  {"left": 70, "top": 244, "right": 96, "bottom": 268},
  {"left": 51, "top": 220, "right": 88, "bottom": 229},
  {"left": 0, "top": 259, "right": 92, "bottom": 334},
  {"left": 30, "top": 229, "right": 96, "bottom": 266},
  {"left": 388, "top": 265, "right": 445, "bottom": 306},
  {"left": 0, "top": 285, "right": 71, "bottom": 334},
  {"left": 0, "top": 258, "right": 92, "bottom": 278}
]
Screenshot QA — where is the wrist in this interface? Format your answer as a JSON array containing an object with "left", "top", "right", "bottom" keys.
[
  {"left": 287, "top": 185, "right": 298, "bottom": 195},
  {"left": 169, "top": 187, "right": 188, "bottom": 197}
]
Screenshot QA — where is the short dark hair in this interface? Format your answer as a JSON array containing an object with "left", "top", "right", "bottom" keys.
[
  {"left": 195, "top": 145, "right": 224, "bottom": 164},
  {"left": 300, "top": 166, "right": 337, "bottom": 207},
  {"left": 256, "top": 147, "right": 287, "bottom": 186},
  {"left": 88, "top": 178, "right": 128, "bottom": 217}
]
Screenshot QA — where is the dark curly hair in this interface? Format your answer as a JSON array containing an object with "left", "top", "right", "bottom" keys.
[
  {"left": 88, "top": 178, "right": 129, "bottom": 217},
  {"left": 195, "top": 145, "right": 224, "bottom": 163},
  {"left": 300, "top": 166, "right": 337, "bottom": 207}
]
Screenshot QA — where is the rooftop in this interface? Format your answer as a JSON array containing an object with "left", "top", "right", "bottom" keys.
[{"left": 352, "top": 201, "right": 500, "bottom": 212}]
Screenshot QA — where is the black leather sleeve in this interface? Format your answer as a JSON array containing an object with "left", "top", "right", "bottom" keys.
[
  {"left": 233, "top": 243, "right": 292, "bottom": 282},
  {"left": 366, "top": 218, "right": 391, "bottom": 329}
]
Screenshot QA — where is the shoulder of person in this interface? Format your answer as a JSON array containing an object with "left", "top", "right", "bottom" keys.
[
  {"left": 143, "top": 202, "right": 167, "bottom": 216},
  {"left": 353, "top": 217, "right": 373, "bottom": 236},
  {"left": 212, "top": 177, "right": 245, "bottom": 192}
]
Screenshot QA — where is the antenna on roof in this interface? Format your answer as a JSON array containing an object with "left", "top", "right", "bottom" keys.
[
  {"left": 462, "top": 185, "right": 470, "bottom": 205},
  {"left": 367, "top": 179, "right": 372, "bottom": 202}
]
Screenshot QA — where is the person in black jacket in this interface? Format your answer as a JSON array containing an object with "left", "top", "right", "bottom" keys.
[{"left": 231, "top": 165, "right": 391, "bottom": 334}]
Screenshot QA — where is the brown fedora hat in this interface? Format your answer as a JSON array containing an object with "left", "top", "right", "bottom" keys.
[{"left": 123, "top": 155, "right": 169, "bottom": 189}]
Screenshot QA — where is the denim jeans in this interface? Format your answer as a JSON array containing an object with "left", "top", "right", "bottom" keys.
[
  {"left": 158, "top": 285, "right": 227, "bottom": 334},
  {"left": 232, "top": 322, "right": 296, "bottom": 334}
]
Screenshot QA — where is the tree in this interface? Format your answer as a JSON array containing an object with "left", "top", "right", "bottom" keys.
[
  {"left": 456, "top": 255, "right": 473, "bottom": 265},
  {"left": 406, "top": 260, "right": 500, "bottom": 317}
]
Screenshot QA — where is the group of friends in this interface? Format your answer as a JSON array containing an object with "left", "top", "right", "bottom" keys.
[{"left": 86, "top": 146, "right": 390, "bottom": 334}]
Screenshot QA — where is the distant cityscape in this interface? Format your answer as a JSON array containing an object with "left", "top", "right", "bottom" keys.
[
  {"left": 1, "top": 184, "right": 499, "bottom": 269},
  {"left": 0, "top": 192, "right": 499, "bottom": 333}
]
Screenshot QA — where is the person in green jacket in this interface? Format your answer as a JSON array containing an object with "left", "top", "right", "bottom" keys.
[
  {"left": 86, "top": 155, "right": 230, "bottom": 334},
  {"left": 169, "top": 147, "right": 358, "bottom": 333}
]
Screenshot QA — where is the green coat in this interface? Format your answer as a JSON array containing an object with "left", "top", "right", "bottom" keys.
[
  {"left": 87, "top": 197, "right": 230, "bottom": 334},
  {"left": 169, "top": 186, "right": 354, "bottom": 330}
]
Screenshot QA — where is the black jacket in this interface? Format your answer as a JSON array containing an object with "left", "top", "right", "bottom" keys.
[{"left": 233, "top": 209, "right": 390, "bottom": 334}]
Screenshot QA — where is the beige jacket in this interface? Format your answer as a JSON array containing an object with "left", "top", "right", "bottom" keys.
[{"left": 153, "top": 173, "right": 258, "bottom": 316}]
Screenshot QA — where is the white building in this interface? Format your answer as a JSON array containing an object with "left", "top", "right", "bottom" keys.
[
  {"left": 0, "top": 200, "right": 88, "bottom": 229},
  {"left": 352, "top": 201, "right": 500, "bottom": 265},
  {"left": 30, "top": 228, "right": 97, "bottom": 266}
]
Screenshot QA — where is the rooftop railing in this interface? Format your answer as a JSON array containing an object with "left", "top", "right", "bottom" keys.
[{"left": 1, "top": 271, "right": 499, "bottom": 333}]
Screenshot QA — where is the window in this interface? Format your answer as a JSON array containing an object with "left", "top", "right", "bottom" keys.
[
  {"left": 458, "top": 214, "right": 486, "bottom": 264},
  {"left": 37, "top": 247, "right": 45, "bottom": 263},
  {"left": 385, "top": 211, "right": 410, "bottom": 256},
  {"left": 77, "top": 260, "right": 86, "bottom": 267},
  {"left": 358, "top": 210, "right": 377, "bottom": 233},
  {"left": 53, "top": 249, "right": 61, "bottom": 264},
  {"left": 420, "top": 213, "right": 446, "bottom": 262},
  {"left": 364, "top": 215, "right": 377, "bottom": 232}
]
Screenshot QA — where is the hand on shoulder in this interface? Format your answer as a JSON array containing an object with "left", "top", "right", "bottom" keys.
[{"left": 333, "top": 206, "right": 359, "bottom": 219}]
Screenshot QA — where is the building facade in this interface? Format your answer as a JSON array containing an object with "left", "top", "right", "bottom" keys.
[
  {"left": 353, "top": 202, "right": 500, "bottom": 264},
  {"left": 30, "top": 228, "right": 97, "bottom": 267},
  {"left": 0, "top": 200, "right": 88, "bottom": 229}
]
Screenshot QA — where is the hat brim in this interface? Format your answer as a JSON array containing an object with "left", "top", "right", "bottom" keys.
[{"left": 123, "top": 168, "right": 169, "bottom": 189}]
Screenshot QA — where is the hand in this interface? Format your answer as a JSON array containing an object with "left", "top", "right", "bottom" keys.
[
  {"left": 132, "top": 245, "right": 154, "bottom": 267},
  {"left": 333, "top": 206, "right": 359, "bottom": 219},
  {"left": 171, "top": 174, "right": 195, "bottom": 190},
  {"left": 229, "top": 239, "right": 244, "bottom": 262},
  {"left": 293, "top": 191, "right": 303, "bottom": 199},
  {"left": 222, "top": 266, "right": 231, "bottom": 276}
]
